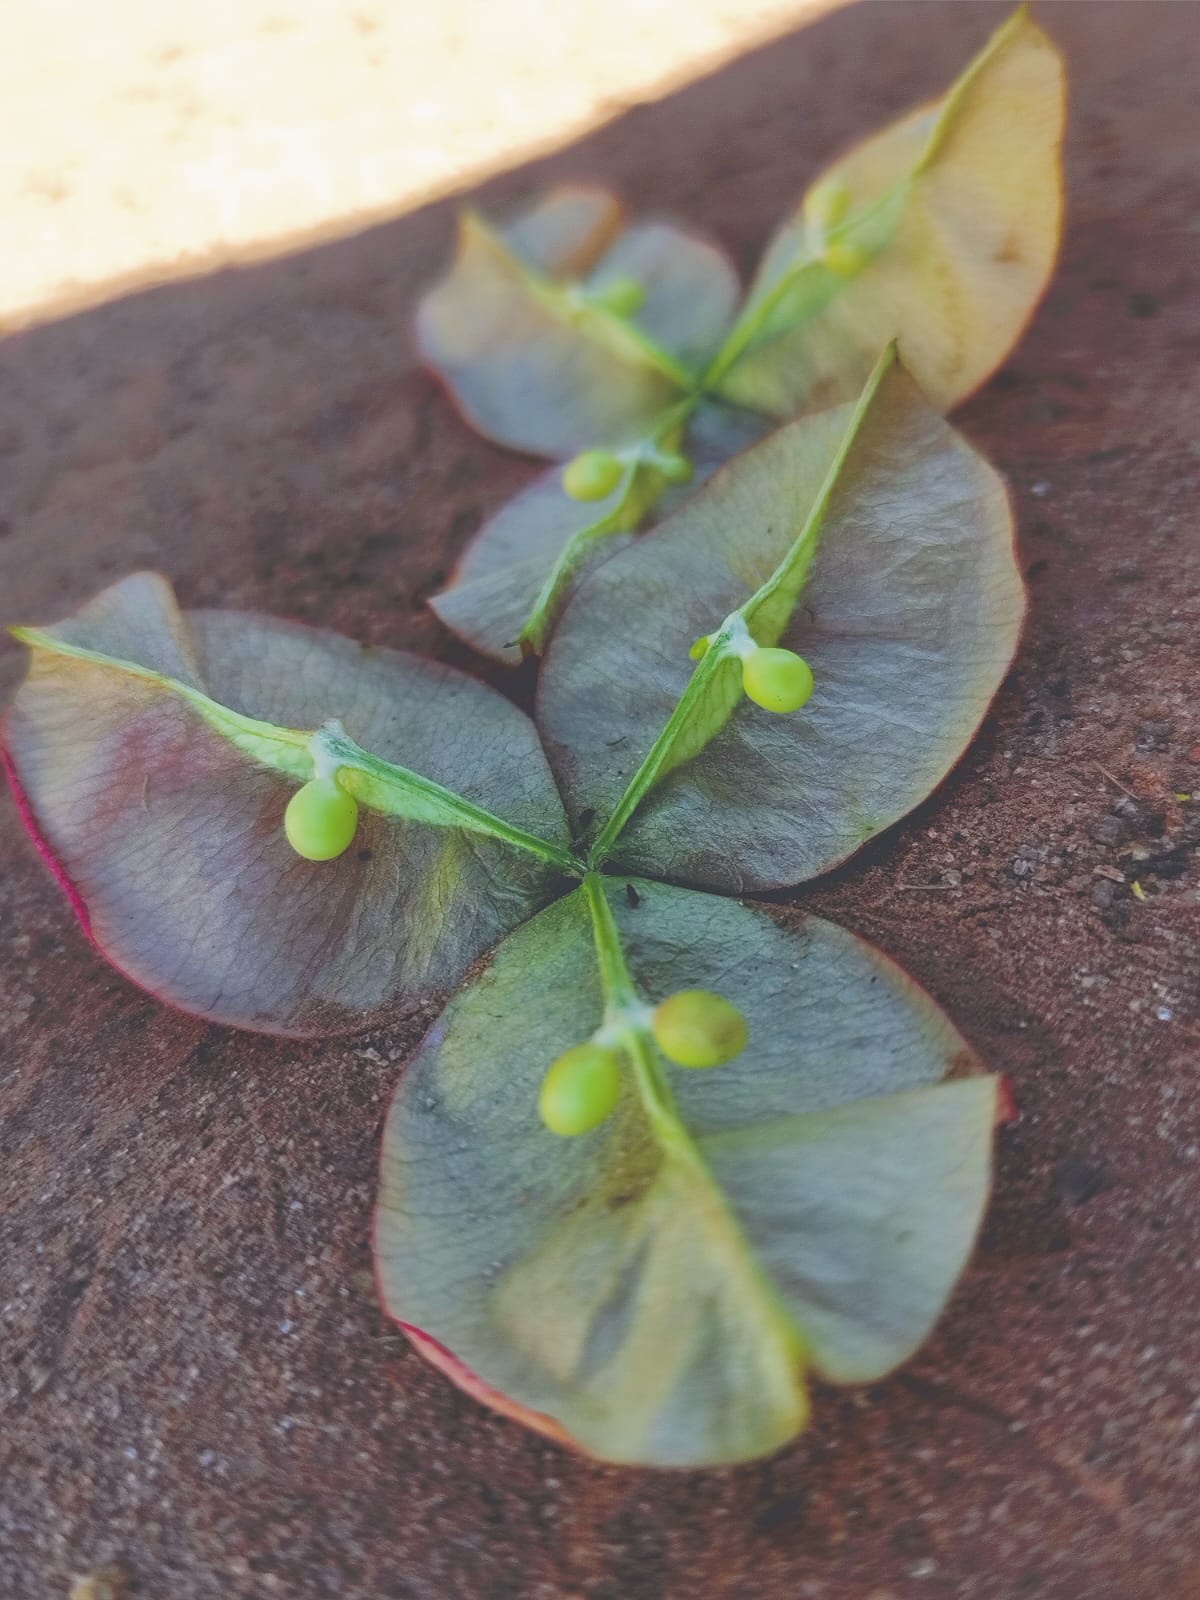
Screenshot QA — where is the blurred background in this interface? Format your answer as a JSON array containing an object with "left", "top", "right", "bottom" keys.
[{"left": 1, "top": 0, "right": 835, "bottom": 333}]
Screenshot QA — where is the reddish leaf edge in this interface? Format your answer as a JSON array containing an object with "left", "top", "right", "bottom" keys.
[
  {"left": 1, "top": 734, "right": 93, "bottom": 938},
  {"left": 2, "top": 728, "right": 241, "bottom": 1032},
  {"left": 369, "top": 1208, "right": 581, "bottom": 1454}
]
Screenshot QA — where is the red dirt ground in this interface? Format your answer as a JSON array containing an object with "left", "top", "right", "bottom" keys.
[{"left": 1, "top": 4, "right": 1197, "bottom": 1596}]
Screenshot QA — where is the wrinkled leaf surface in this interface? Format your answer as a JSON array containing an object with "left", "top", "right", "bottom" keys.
[
  {"left": 417, "top": 185, "right": 740, "bottom": 456},
  {"left": 716, "top": 11, "right": 1065, "bottom": 415},
  {"left": 537, "top": 362, "right": 1023, "bottom": 888},
  {"left": 431, "top": 401, "right": 768, "bottom": 664},
  {"left": 377, "top": 878, "right": 995, "bottom": 1467},
  {"left": 3, "top": 574, "right": 570, "bottom": 1034}
]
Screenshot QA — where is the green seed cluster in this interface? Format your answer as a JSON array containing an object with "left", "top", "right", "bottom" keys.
[{"left": 538, "top": 988, "right": 748, "bottom": 1137}]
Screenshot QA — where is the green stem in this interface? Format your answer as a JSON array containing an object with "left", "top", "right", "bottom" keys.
[
  {"left": 915, "top": 4, "right": 1028, "bottom": 174},
  {"left": 318, "top": 727, "right": 585, "bottom": 875},
  {"left": 586, "top": 346, "right": 895, "bottom": 869},
  {"left": 582, "top": 873, "right": 677, "bottom": 1136},
  {"left": 701, "top": 181, "right": 902, "bottom": 394},
  {"left": 517, "top": 394, "right": 702, "bottom": 655},
  {"left": 12, "top": 628, "right": 585, "bottom": 877},
  {"left": 469, "top": 211, "right": 697, "bottom": 391},
  {"left": 581, "top": 874, "right": 804, "bottom": 1358},
  {"left": 701, "top": 251, "right": 823, "bottom": 392},
  {"left": 742, "top": 341, "right": 895, "bottom": 635},
  {"left": 517, "top": 471, "right": 641, "bottom": 658},
  {"left": 587, "top": 634, "right": 730, "bottom": 868}
]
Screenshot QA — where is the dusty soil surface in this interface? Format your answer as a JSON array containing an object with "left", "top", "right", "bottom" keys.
[{"left": 1, "top": 3, "right": 1197, "bottom": 1596}]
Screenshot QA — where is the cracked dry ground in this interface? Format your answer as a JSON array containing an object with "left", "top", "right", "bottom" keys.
[{"left": 0, "top": 3, "right": 1197, "bottom": 1597}]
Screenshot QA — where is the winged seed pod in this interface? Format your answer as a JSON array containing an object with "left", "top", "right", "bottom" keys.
[{"left": 2, "top": 6, "right": 1059, "bottom": 1472}]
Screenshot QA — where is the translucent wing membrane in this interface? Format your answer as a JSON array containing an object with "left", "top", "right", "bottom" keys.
[
  {"left": 537, "top": 358, "right": 1024, "bottom": 888},
  {"left": 377, "top": 879, "right": 996, "bottom": 1467},
  {"left": 714, "top": 10, "right": 1065, "bottom": 415},
  {"left": 4, "top": 575, "right": 572, "bottom": 1034},
  {"left": 417, "top": 185, "right": 740, "bottom": 457}
]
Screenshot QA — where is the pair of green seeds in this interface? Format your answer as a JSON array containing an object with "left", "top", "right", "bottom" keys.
[{"left": 538, "top": 988, "right": 748, "bottom": 1137}]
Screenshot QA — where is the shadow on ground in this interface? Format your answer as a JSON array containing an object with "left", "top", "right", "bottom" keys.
[{"left": 1, "top": 4, "right": 1197, "bottom": 1596}]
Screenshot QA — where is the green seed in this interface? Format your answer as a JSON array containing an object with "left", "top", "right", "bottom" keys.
[
  {"left": 742, "top": 646, "right": 815, "bottom": 714},
  {"left": 689, "top": 634, "right": 711, "bottom": 662},
  {"left": 539, "top": 1043, "right": 623, "bottom": 1136},
  {"left": 652, "top": 990, "right": 747, "bottom": 1069},
  {"left": 822, "top": 237, "right": 870, "bottom": 277},
  {"left": 590, "top": 275, "right": 646, "bottom": 317},
  {"left": 656, "top": 451, "right": 693, "bottom": 486},
  {"left": 562, "top": 449, "right": 623, "bottom": 502},
  {"left": 284, "top": 776, "right": 359, "bottom": 861},
  {"left": 803, "top": 177, "right": 851, "bottom": 232}
]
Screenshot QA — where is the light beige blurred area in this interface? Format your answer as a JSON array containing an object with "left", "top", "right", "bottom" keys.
[{"left": 1, "top": 0, "right": 834, "bottom": 332}]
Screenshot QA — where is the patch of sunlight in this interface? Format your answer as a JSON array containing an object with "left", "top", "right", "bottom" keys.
[{"left": 0, "top": 0, "right": 838, "bottom": 331}]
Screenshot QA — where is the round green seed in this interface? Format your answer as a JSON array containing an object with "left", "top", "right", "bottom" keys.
[
  {"left": 803, "top": 177, "right": 851, "bottom": 232},
  {"left": 538, "top": 1043, "right": 623, "bottom": 1136},
  {"left": 651, "top": 989, "right": 748, "bottom": 1069},
  {"left": 590, "top": 275, "right": 646, "bottom": 317},
  {"left": 742, "top": 646, "right": 815, "bottom": 714},
  {"left": 822, "top": 237, "right": 870, "bottom": 277},
  {"left": 284, "top": 776, "right": 359, "bottom": 861},
  {"left": 562, "top": 449, "right": 623, "bottom": 502},
  {"left": 656, "top": 451, "right": 693, "bottom": 486}
]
